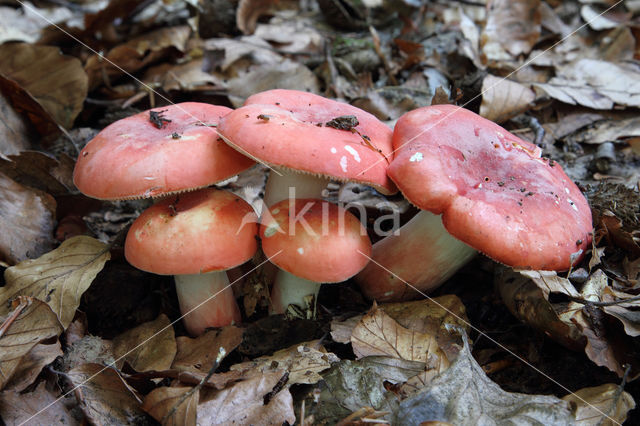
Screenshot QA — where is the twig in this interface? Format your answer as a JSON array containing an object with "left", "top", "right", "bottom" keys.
[
  {"left": 0, "top": 296, "right": 32, "bottom": 339},
  {"left": 567, "top": 294, "right": 640, "bottom": 307},
  {"left": 369, "top": 26, "right": 398, "bottom": 86}
]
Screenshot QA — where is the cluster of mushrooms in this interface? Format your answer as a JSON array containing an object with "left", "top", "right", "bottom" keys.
[{"left": 73, "top": 89, "right": 593, "bottom": 336}]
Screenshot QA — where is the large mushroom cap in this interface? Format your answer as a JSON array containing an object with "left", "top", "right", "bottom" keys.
[
  {"left": 260, "top": 198, "right": 371, "bottom": 283},
  {"left": 388, "top": 105, "right": 592, "bottom": 270},
  {"left": 74, "top": 102, "right": 254, "bottom": 200},
  {"left": 217, "top": 89, "right": 397, "bottom": 195},
  {"left": 125, "top": 188, "right": 258, "bottom": 275}
]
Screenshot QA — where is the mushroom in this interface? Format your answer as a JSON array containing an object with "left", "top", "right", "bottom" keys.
[
  {"left": 261, "top": 198, "right": 371, "bottom": 314},
  {"left": 74, "top": 102, "right": 254, "bottom": 200},
  {"left": 217, "top": 89, "right": 397, "bottom": 206},
  {"left": 125, "top": 188, "right": 258, "bottom": 335},
  {"left": 355, "top": 105, "right": 593, "bottom": 301}
]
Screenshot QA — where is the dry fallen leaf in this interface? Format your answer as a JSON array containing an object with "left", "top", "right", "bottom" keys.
[
  {"left": 0, "top": 42, "right": 88, "bottom": 134},
  {"left": 0, "top": 93, "right": 33, "bottom": 156},
  {"left": 351, "top": 304, "right": 450, "bottom": 374},
  {"left": 563, "top": 383, "right": 635, "bottom": 426},
  {"left": 236, "top": 0, "right": 297, "bottom": 34},
  {"left": 0, "top": 382, "right": 78, "bottom": 426},
  {"left": 198, "top": 370, "right": 296, "bottom": 425},
  {"left": 112, "top": 314, "right": 176, "bottom": 373},
  {"left": 481, "top": 0, "right": 541, "bottom": 62},
  {"left": 4, "top": 340, "right": 62, "bottom": 392},
  {"left": 0, "top": 172, "right": 56, "bottom": 265},
  {"left": 0, "top": 298, "right": 62, "bottom": 390},
  {"left": 231, "top": 339, "right": 339, "bottom": 385},
  {"left": 67, "top": 363, "right": 147, "bottom": 425},
  {"left": 142, "top": 386, "right": 198, "bottom": 426},
  {"left": 172, "top": 326, "right": 243, "bottom": 375},
  {"left": 480, "top": 74, "right": 535, "bottom": 123},
  {"left": 1, "top": 236, "right": 111, "bottom": 329},
  {"left": 0, "top": 150, "right": 76, "bottom": 196}
]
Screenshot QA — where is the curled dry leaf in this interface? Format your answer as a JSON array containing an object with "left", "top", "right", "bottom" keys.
[
  {"left": 350, "top": 304, "right": 450, "bottom": 373},
  {"left": 173, "top": 326, "right": 243, "bottom": 375},
  {"left": 142, "top": 386, "right": 198, "bottom": 426},
  {"left": 0, "top": 382, "right": 78, "bottom": 426},
  {"left": 0, "top": 43, "right": 88, "bottom": 134},
  {"left": 198, "top": 370, "right": 296, "bottom": 425},
  {"left": 481, "top": 0, "right": 541, "bottom": 62},
  {"left": 602, "top": 287, "right": 640, "bottom": 337},
  {"left": 67, "top": 363, "right": 147, "bottom": 425},
  {"left": 0, "top": 298, "right": 62, "bottom": 390},
  {"left": 0, "top": 150, "right": 76, "bottom": 196},
  {"left": 0, "top": 172, "right": 56, "bottom": 265},
  {"left": 573, "top": 116, "right": 640, "bottom": 145},
  {"left": 230, "top": 339, "right": 339, "bottom": 385},
  {"left": 0, "top": 93, "right": 33, "bottom": 156},
  {"left": 112, "top": 314, "right": 176, "bottom": 373},
  {"left": 1, "top": 236, "right": 111, "bottom": 329},
  {"left": 479, "top": 74, "right": 535, "bottom": 123},
  {"left": 5, "top": 340, "right": 62, "bottom": 392},
  {"left": 236, "top": 0, "right": 297, "bottom": 34},
  {"left": 562, "top": 383, "right": 635, "bottom": 426}
]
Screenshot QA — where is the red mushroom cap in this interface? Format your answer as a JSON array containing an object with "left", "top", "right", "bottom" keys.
[
  {"left": 388, "top": 105, "right": 592, "bottom": 270},
  {"left": 125, "top": 188, "right": 258, "bottom": 275},
  {"left": 260, "top": 198, "right": 372, "bottom": 282},
  {"left": 217, "top": 89, "right": 397, "bottom": 195},
  {"left": 74, "top": 103, "right": 254, "bottom": 200}
]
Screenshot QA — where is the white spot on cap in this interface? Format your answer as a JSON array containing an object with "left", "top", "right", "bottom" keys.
[
  {"left": 344, "top": 145, "right": 361, "bottom": 162},
  {"left": 330, "top": 147, "right": 337, "bottom": 154},
  {"left": 340, "top": 156, "right": 348, "bottom": 172},
  {"left": 568, "top": 199, "right": 578, "bottom": 211},
  {"left": 143, "top": 176, "right": 156, "bottom": 180},
  {"left": 564, "top": 188, "right": 570, "bottom": 194},
  {"left": 297, "top": 247, "right": 304, "bottom": 255},
  {"left": 272, "top": 208, "right": 280, "bottom": 215},
  {"left": 409, "top": 152, "right": 423, "bottom": 162}
]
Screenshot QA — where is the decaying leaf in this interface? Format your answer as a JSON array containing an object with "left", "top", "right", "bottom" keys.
[
  {"left": 4, "top": 340, "right": 62, "bottom": 392},
  {"left": 112, "top": 314, "right": 176, "bottom": 373},
  {"left": 0, "top": 150, "right": 76, "bottom": 196},
  {"left": 0, "top": 382, "right": 78, "bottom": 426},
  {"left": 236, "top": 0, "right": 297, "bottom": 34},
  {"left": 67, "top": 363, "right": 147, "bottom": 425},
  {"left": 573, "top": 116, "right": 640, "bottom": 145},
  {"left": 1, "top": 236, "right": 111, "bottom": 329},
  {"left": 481, "top": 0, "right": 541, "bottom": 62},
  {"left": 198, "top": 370, "right": 296, "bottom": 425},
  {"left": 172, "top": 326, "right": 243, "bottom": 375},
  {"left": 142, "top": 386, "right": 198, "bottom": 426},
  {"left": 0, "top": 172, "right": 56, "bottom": 265},
  {"left": 0, "top": 298, "right": 62, "bottom": 390},
  {"left": 563, "top": 383, "right": 635, "bottom": 426},
  {"left": 61, "top": 335, "right": 115, "bottom": 372},
  {"left": 0, "top": 92, "right": 33, "bottom": 156},
  {"left": 231, "top": 339, "right": 339, "bottom": 385},
  {"left": 0, "top": 43, "right": 88, "bottom": 134},
  {"left": 351, "top": 304, "right": 450, "bottom": 373},
  {"left": 480, "top": 74, "right": 535, "bottom": 123},
  {"left": 393, "top": 335, "right": 574, "bottom": 425}
]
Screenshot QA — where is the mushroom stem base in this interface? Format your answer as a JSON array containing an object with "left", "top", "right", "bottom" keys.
[
  {"left": 264, "top": 169, "right": 331, "bottom": 207},
  {"left": 175, "top": 271, "right": 241, "bottom": 336},
  {"left": 270, "top": 269, "right": 321, "bottom": 315},
  {"left": 355, "top": 210, "right": 476, "bottom": 302}
]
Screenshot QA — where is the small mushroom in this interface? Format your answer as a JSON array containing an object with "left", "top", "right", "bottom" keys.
[
  {"left": 356, "top": 105, "right": 593, "bottom": 301},
  {"left": 125, "top": 189, "right": 258, "bottom": 335}
]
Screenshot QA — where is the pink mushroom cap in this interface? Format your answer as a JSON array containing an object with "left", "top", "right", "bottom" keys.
[
  {"left": 217, "top": 89, "right": 397, "bottom": 195},
  {"left": 74, "top": 102, "right": 255, "bottom": 200},
  {"left": 388, "top": 105, "right": 593, "bottom": 270}
]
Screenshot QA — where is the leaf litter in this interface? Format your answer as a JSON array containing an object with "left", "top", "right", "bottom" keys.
[{"left": 0, "top": 0, "right": 639, "bottom": 424}]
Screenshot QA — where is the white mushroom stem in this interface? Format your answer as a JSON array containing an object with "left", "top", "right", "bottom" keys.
[
  {"left": 270, "top": 269, "right": 321, "bottom": 315},
  {"left": 174, "top": 271, "right": 241, "bottom": 336},
  {"left": 355, "top": 210, "right": 477, "bottom": 301},
  {"left": 263, "top": 169, "right": 331, "bottom": 207}
]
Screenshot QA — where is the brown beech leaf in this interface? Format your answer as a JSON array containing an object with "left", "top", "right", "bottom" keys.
[
  {"left": 172, "top": 326, "right": 243, "bottom": 375},
  {"left": 0, "top": 150, "right": 76, "bottom": 196},
  {"left": 1, "top": 236, "right": 111, "bottom": 329},
  {"left": 0, "top": 173, "right": 56, "bottom": 265},
  {"left": 5, "top": 340, "right": 62, "bottom": 391},
  {"left": 142, "top": 386, "right": 197, "bottom": 426},
  {"left": 0, "top": 92, "right": 33, "bottom": 156},
  {"left": 481, "top": 0, "right": 541, "bottom": 62},
  {"left": 563, "top": 383, "right": 635, "bottom": 425},
  {"left": 480, "top": 74, "right": 535, "bottom": 123},
  {"left": 230, "top": 339, "right": 339, "bottom": 385},
  {"left": 112, "top": 314, "right": 176, "bottom": 373},
  {"left": 85, "top": 25, "right": 191, "bottom": 90},
  {"left": 67, "top": 363, "right": 147, "bottom": 424},
  {"left": 0, "top": 382, "right": 78, "bottom": 426},
  {"left": 236, "top": 0, "right": 297, "bottom": 34},
  {"left": 0, "top": 43, "right": 88, "bottom": 133},
  {"left": 198, "top": 370, "right": 296, "bottom": 425},
  {"left": 350, "top": 304, "right": 450, "bottom": 373},
  {"left": 0, "top": 298, "right": 62, "bottom": 390}
]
